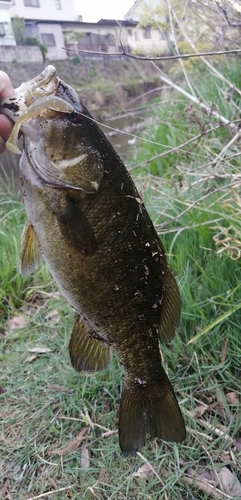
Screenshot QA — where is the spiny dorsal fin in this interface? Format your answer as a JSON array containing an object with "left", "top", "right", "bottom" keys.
[
  {"left": 69, "top": 315, "right": 111, "bottom": 372},
  {"left": 156, "top": 238, "right": 181, "bottom": 344},
  {"left": 19, "top": 220, "right": 42, "bottom": 276}
]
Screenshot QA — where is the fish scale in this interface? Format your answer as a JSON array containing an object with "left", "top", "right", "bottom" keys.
[{"left": 0, "top": 65, "right": 186, "bottom": 455}]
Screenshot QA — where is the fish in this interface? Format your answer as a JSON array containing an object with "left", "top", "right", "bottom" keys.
[{"left": 0, "top": 65, "right": 186, "bottom": 455}]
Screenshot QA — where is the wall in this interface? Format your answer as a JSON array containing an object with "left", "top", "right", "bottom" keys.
[
  {"left": 0, "top": 45, "right": 42, "bottom": 62},
  {"left": 63, "top": 22, "right": 130, "bottom": 55},
  {"left": 9, "top": 0, "right": 78, "bottom": 22},
  {"left": 0, "top": 4, "right": 16, "bottom": 46},
  {"left": 127, "top": 27, "right": 169, "bottom": 54},
  {"left": 38, "top": 23, "right": 67, "bottom": 59}
]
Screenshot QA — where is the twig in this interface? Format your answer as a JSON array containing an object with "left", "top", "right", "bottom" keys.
[
  {"left": 65, "top": 47, "right": 241, "bottom": 61},
  {"left": 174, "top": 19, "right": 241, "bottom": 97},
  {"left": 195, "top": 419, "right": 235, "bottom": 446},
  {"left": 101, "top": 430, "right": 118, "bottom": 437},
  {"left": 27, "top": 485, "right": 76, "bottom": 500},
  {"left": 166, "top": 0, "right": 196, "bottom": 97},
  {"left": 210, "top": 132, "right": 241, "bottom": 168},
  {"left": 0, "top": 479, "right": 10, "bottom": 500},
  {"left": 181, "top": 473, "right": 233, "bottom": 499},
  {"left": 152, "top": 69, "right": 240, "bottom": 134},
  {"left": 177, "top": 150, "right": 241, "bottom": 176}
]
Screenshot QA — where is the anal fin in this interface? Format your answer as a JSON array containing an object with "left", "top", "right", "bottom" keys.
[
  {"left": 69, "top": 314, "right": 111, "bottom": 372},
  {"left": 19, "top": 220, "right": 42, "bottom": 276}
]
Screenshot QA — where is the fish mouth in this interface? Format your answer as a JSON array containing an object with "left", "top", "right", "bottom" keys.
[
  {"left": 0, "top": 65, "right": 59, "bottom": 122},
  {"left": 6, "top": 95, "right": 74, "bottom": 155},
  {"left": 0, "top": 65, "right": 75, "bottom": 155}
]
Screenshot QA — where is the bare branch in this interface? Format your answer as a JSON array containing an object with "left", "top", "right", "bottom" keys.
[
  {"left": 65, "top": 47, "right": 241, "bottom": 61},
  {"left": 171, "top": 10, "right": 241, "bottom": 97},
  {"left": 166, "top": 0, "right": 196, "bottom": 96}
]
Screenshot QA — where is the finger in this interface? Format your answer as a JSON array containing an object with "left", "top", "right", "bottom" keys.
[
  {"left": 0, "top": 114, "right": 14, "bottom": 154},
  {"left": 0, "top": 135, "right": 7, "bottom": 154},
  {"left": 0, "top": 71, "right": 15, "bottom": 98}
]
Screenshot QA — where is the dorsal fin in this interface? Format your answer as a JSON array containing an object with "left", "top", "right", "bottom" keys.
[{"left": 156, "top": 238, "right": 181, "bottom": 344}]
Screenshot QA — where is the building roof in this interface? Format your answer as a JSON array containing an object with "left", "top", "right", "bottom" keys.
[
  {"left": 97, "top": 18, "right": 137, "bottom": 26},
  {"left": 17, "top": 18, "right": 137, "bottom": 28},
  {"left": 124, "top": 0, "right": 143, "bottom": 20}
]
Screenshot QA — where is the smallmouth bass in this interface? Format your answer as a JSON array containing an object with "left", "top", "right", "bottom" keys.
[{"left": 0, "top": 66, "right": 185, "bottom": 455}]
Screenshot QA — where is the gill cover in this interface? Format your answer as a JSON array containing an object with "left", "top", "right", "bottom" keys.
[{"left": 6, "top": 92, "right": 104, "bottom": 193}]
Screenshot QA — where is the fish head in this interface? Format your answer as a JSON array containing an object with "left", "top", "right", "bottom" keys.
[{"left": 0, "top": 65, "right": 104, "bottom": 193}]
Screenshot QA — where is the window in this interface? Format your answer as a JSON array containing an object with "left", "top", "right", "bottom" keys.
[
  {"left": 127, "top": 29, "right": 132, "bottom": 36},
  {"left": 108, "top": 33, "right": 115, "bottom": 45},
  {"left": 41, "top": 33, "right": 56, "bottom": 46},
  {"left": 24, "top": 0, "right": 40, "bottom": 6},
  {"left": 159, "top": 30, "right": 166, "bottom": 40},
  {"left": 0, "top": 24, "right": 6, "bottom": 37},
  {"left": 134, "top": 31, "right": 139, "bottom": 41},
  {"left": 55, "top": 0, "right": 61, "bottom": 9},
  {"left": 142, "top": 27, "right": 151, "bottom": 39}
]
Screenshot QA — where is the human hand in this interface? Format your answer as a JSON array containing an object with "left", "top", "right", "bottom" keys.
[{"left": 0, "top": 71, "right": 15, "bottom": 154}]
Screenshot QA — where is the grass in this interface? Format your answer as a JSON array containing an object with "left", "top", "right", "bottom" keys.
[{"left": 1, "top": 64, "right": 241, "bottom": 499}]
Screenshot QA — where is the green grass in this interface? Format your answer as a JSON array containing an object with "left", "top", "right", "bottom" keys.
[
  {"left": 1, "top": 64, "right": 241, "bottom": 499},
  {"left": 1, "top": 183, "right": 241, "bottom": 499}
]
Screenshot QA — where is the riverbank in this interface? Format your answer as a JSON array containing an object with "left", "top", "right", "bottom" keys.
[{"left": 0, "top": 58, "right": 166, "bottom": 113}]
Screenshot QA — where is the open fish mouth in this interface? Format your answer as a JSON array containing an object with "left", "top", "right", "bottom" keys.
[
  {"left": 0, "top": 65, "right": 75, "bottom": 155},
  {"left": 0, "top": 65, "right": 59, "bottom": 117},
  {"left": 5, "top": 95, "right": 74, "bottom": 155},
  {"left": 0, "top": 66, "right": 104, "bottom": 192}
]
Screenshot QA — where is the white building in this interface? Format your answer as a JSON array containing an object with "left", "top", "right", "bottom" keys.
[
  {"left": 0, "top": 0, "right": 16, "bottom": 46},
  {"left": 7, "top": 0, "right": 79, "bottom": 59},
  {"left": 9, "top": 0, "right": 78, "bottom": 22},
  {"left": 124, "top": 0, "right": 170, "bottom": 55}
]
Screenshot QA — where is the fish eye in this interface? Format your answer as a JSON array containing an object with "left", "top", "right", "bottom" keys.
[{"left": 67, "top": 110, "right": 82, "bottom": 123}]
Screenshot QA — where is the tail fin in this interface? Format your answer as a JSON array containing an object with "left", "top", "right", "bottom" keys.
[{"left": 119, "top": 371, "right": 185, "bottom": 456}]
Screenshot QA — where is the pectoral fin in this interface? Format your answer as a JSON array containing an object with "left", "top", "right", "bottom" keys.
[
  {"left": 69, "top": 315, "right": 111, "bottom": 372},
  {"left": 55, "top": 197, "right": 98, "bottom": 256},
  {"left": 19, "top": 220, "right": 42, "bottom": 276},
  {"left": 156, "top": 238, "right": 181, "bottom": 344}
]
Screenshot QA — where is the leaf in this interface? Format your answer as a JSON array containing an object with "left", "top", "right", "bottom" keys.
[
  {"left": 49, "top": 427, "right": 88, "bottom": 456},
  {"left": 189, "top": 404, "right": 208, "bottom": 417},
  {"left": 234, "top": 438, "right": 241, "bottom": 451},
  {"left": 218, "top": 467, "right": 241, "bottom": 496},
  {"left": 81, "top": 446, "right": 90, "bottom": 469},
  {"left": 6, "top": 315, "right": 28, "bottom": 332},
  {"left": 226, "top": 391, "right": 239, "bottom": 405},
  {"left": 27, "top": 346, "right": 52, "bottom": 353},
  {"left": 132, "top": 463, "right": 155, "bottom": 479},
  {"left": 27, "top": 354, "right": 37, "bottom": 363},
  {"left": 45, "top": 309, "right": 61, "bottom": 326}
]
